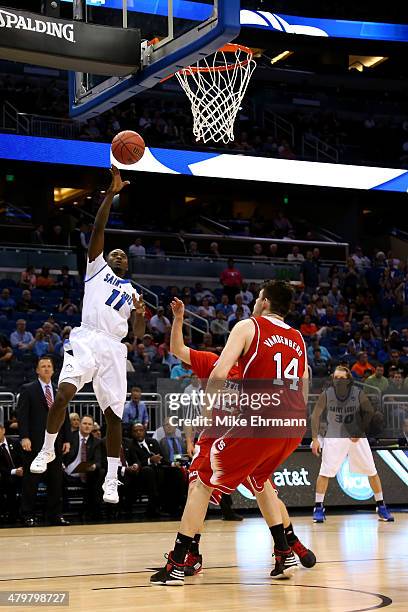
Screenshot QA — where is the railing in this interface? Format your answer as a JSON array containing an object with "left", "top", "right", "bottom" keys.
[
  {"left": 263, "top": 106, "right": 295, "bottom": 148},
  {"left": 302, "top": 133, "right": 339, "bottom": 163},
  {"left": 184, "top": 309, "right": 210, "bottom": 334},
  {"left": 382, "top": 395, "right": 408, "bottom": 436},
  {"left": 29, "top": 115, "right": 81, "bottom": 140},
  {"left": 132, "top": 281, "right": 159, "bottom": 309},
  {"left": 1, "top": 101, "right": 30, "bottom": 135}
]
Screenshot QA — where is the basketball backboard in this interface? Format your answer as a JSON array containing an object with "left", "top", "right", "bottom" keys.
[{"left": 67, "top": 0, "right": 240, "bottom": 120}]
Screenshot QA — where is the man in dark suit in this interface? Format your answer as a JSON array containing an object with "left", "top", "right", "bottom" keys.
[
  {"left": 63, "top": 415, "right": 104, "bottom": 519},
  {"left": 17, "top": 356, "right": 71, "bottom": 526},
  {"left": 0, "top": 424, "right": 24, "bottom": 523},
  {"left": 129, "top": 423, "right": 187, "bottom": 517}
]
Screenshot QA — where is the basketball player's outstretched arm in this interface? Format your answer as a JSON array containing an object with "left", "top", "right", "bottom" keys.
[
  {"left": 131, "top": 295, "right": 146, "bottom": 339},
  {"left": 88, "top": 166, "right": 130, "bottom": 262},
  {"left": 169, "top": 298, "right": 190, "bottom": 364}
]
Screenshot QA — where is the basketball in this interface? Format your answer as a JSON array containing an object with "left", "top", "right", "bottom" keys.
[{"left": 111, "top": 130, "right": 146, "bottom": 165}]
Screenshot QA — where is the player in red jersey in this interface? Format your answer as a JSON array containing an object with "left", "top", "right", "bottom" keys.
[
  {"left": 169, "top": 297, "right": 315, "bottom": 577},
  {"left": 150, "top": 282, "right": 310, "bottom": 585}
]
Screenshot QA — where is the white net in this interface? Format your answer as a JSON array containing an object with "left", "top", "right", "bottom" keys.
[{"left": 175, "top": 44, "right": 257, "bottom": 144}]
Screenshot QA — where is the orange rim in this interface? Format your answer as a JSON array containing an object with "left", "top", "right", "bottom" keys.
[{"left": 160, "top": 43, "right": 253, "bottom": 82}]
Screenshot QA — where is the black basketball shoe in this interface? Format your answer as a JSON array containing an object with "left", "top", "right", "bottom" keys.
[
  {"left": 270, "top": 548, "right": 297, "bottom": 579},
  {"left": 150, "top": 552, "right": 185, "bottom": 586}
]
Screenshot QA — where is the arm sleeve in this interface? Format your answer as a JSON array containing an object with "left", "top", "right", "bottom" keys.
[
  {"left": 189, "top": 349, "right": 217, "bottom": 379},
  {"left": 85, "top": 253, "right": 107, "bottom": 282}
]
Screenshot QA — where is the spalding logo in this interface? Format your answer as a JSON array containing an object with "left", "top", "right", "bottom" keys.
[
  {"left": 0, "top": 9, "right": 75, "bottom": 43},
  {"left": 336, "top": 459, "right": 373, "bottom": 501}
]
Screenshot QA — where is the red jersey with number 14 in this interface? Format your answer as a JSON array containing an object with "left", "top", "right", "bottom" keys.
[{"left": 240, "top": 315, "right": 306, "bottom": 380}]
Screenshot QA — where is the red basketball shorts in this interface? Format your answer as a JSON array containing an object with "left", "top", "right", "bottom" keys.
[{"left": 197, "top": 436, "right": 302, "bottom": 495}]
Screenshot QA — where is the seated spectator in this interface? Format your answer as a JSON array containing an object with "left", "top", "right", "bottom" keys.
[
  {"left": 314, "top": 298, "right": 326, "bottom": 319},
  {"left": 338, "top": 321, "right": 353, "bottom": 346},
  {"left": 232, "top": 294, "right": 251, "bottom": 319},
  {"left": 351, "top": 246, "right": 371, "bottom": 272},
  {"left": 31, "top": 327, "right": 54, "bottom": 358},
  {"left": 210, "top": 311, "right": 229, "bottom": 344},
  {"left": 20, "top": 266, "right": 37, "bottom": 290},
  {"left": 384, "top": 349, "right": 407, "bottom": 377},
  {"left": 17, "top": 289, "right": 40, "bottom": 313},
  {"left": 252, "top": 243, "right": 267, "bottom": 260},
  {"left": 156, "top": 343, "right": 180, "bottom": 370},
  {"left": 49, "top": 225, "right": 64, "bottom": 247},
  {"left": 92, "top": 423, "right": 102, "bottom": 439},
  {"left": 346, "top": 331, "right": 364, "bottom": 355},
  {"left": 148, "top": 239, "right": 166, "bottom": 258},
  {"left": 309, "top": 348, "right": 331, "bottom": 377},
  {"left": 54, "top": 326, "right": 72, "bottom": 358},
  {"left": 188, "top": 241, "right": 200, "bottom": 257},
  {"left": 318, "top": 305, "right": 338, "bottom": 332},
  {"left": 327, "top": 286, "right": 342, "bottom": 309},
  {"left": 198, "top": 332, "right": 215, "bottom": 352},
  {"left": 63, "top": 415, "right": 104, "bottom": 520},
  {"left": 149, "top": 307, "right": 171, "bottom": 341},
  {"left": 216, "top": 294, "right": 233, "bottom": 318},
  {"left": 0, "top": 288, "right": 16, "bottom": 316},
  {"left": 387, "top": 370, "right": 405, "bottom": 396},
  {"left": 43, "top": 321, "right": 61, "bottom": 345},
  {"left": 170, "top": 361, "right": 193, "bottom": 383},
  {"left": 0, "top": 422, "right": 24, "bottom": 523},
  {"left": 307, "top": 338, "right": 331, "bottom": 363},
  {"left": 285, "top": 303, "right": 301, "bottom": 328},
  {"left": 153, "top": 417, "right": 183, "bottom": 443},
  {"left": 58, "top": 297, "right": 79, "bottom": 316},
  {"left": 129, "top": 237, "right": 146, "bottom": 258},
  {"left": 269, "top": 244, "right": 279, "bottom": 259},
  {"left": 351, "top": 351, "right": 375, "bottom": 380},
  {"left": 133, "top": 343, "right": 151, "bottom": 367},
  {"left": 366, "top": 365, "right": 389, "bottom": 394},
  {"left": 126, "top": 423, "right": 164, "bottom": 518},
  {"left": 159, "top": 421, "right": 187, "bottom": 466},
  {"left": 57, "top": 266, "right": 75, "bottom": 292},
  {"left": 228, "top": 306, "right": 244, "bottom": 331},
  {"left": 198, "top": 297, "right": 216, "bottom": 320},
  {"left": 69, "top": 412, "right": 80, "bottom": 433},
  {"left": 238, "top": 282, "right": 253, "bottom": 306},
  {"left": 209, "top": 241, "right": 221, "bottom": 259},
  {"left": 300, "top": 315, "right": 318, "bottom": 340},
  {"left": 0, "top": 334, "right": 13, "bottom": 362},
  {"left": 142, "top": 334, "right": 158, "bottom": 360},
  {"left": 123, "top": 386, "right": 149, "bottom": 431},
  {"left": 10, "top": 319, "right": 34, "bottom": 352},
  {"left": 194, "top": 282, "right": 214, "bottom": 304},
  {"left": 360, "top": 325, "right": 379, "bottom": 359},
  {"left": 36, "top": 267, "right": 54, "bottom": 290},
  {"left": 287, "top": 246, "right": 304, "bottom": 263}
]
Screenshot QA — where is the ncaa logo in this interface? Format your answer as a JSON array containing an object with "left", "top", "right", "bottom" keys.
[{"left": 336, "top": 459, "right": 373, "bottom": 501}]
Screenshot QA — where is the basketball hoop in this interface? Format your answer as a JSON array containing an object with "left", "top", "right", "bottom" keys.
[{"left": 173, "top": 44, "right": 256, "bottom": 144}]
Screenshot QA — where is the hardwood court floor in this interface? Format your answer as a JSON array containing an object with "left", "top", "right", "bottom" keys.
[{"left": 1, "top": 514, "right": 407, "bottom": 611}]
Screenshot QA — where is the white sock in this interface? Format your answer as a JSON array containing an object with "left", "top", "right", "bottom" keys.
[
  {"left": 315, "top": 493, "right": 325, "bottom": 504},
  {"left": 43, "top": 431, "right": 58, "bottom": 452},
  {"left": 374, "top": 492, "right": 384, "bottom": 503},
  {"left": 107, "top": 457, "right": 120, "bottom": 480}
]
